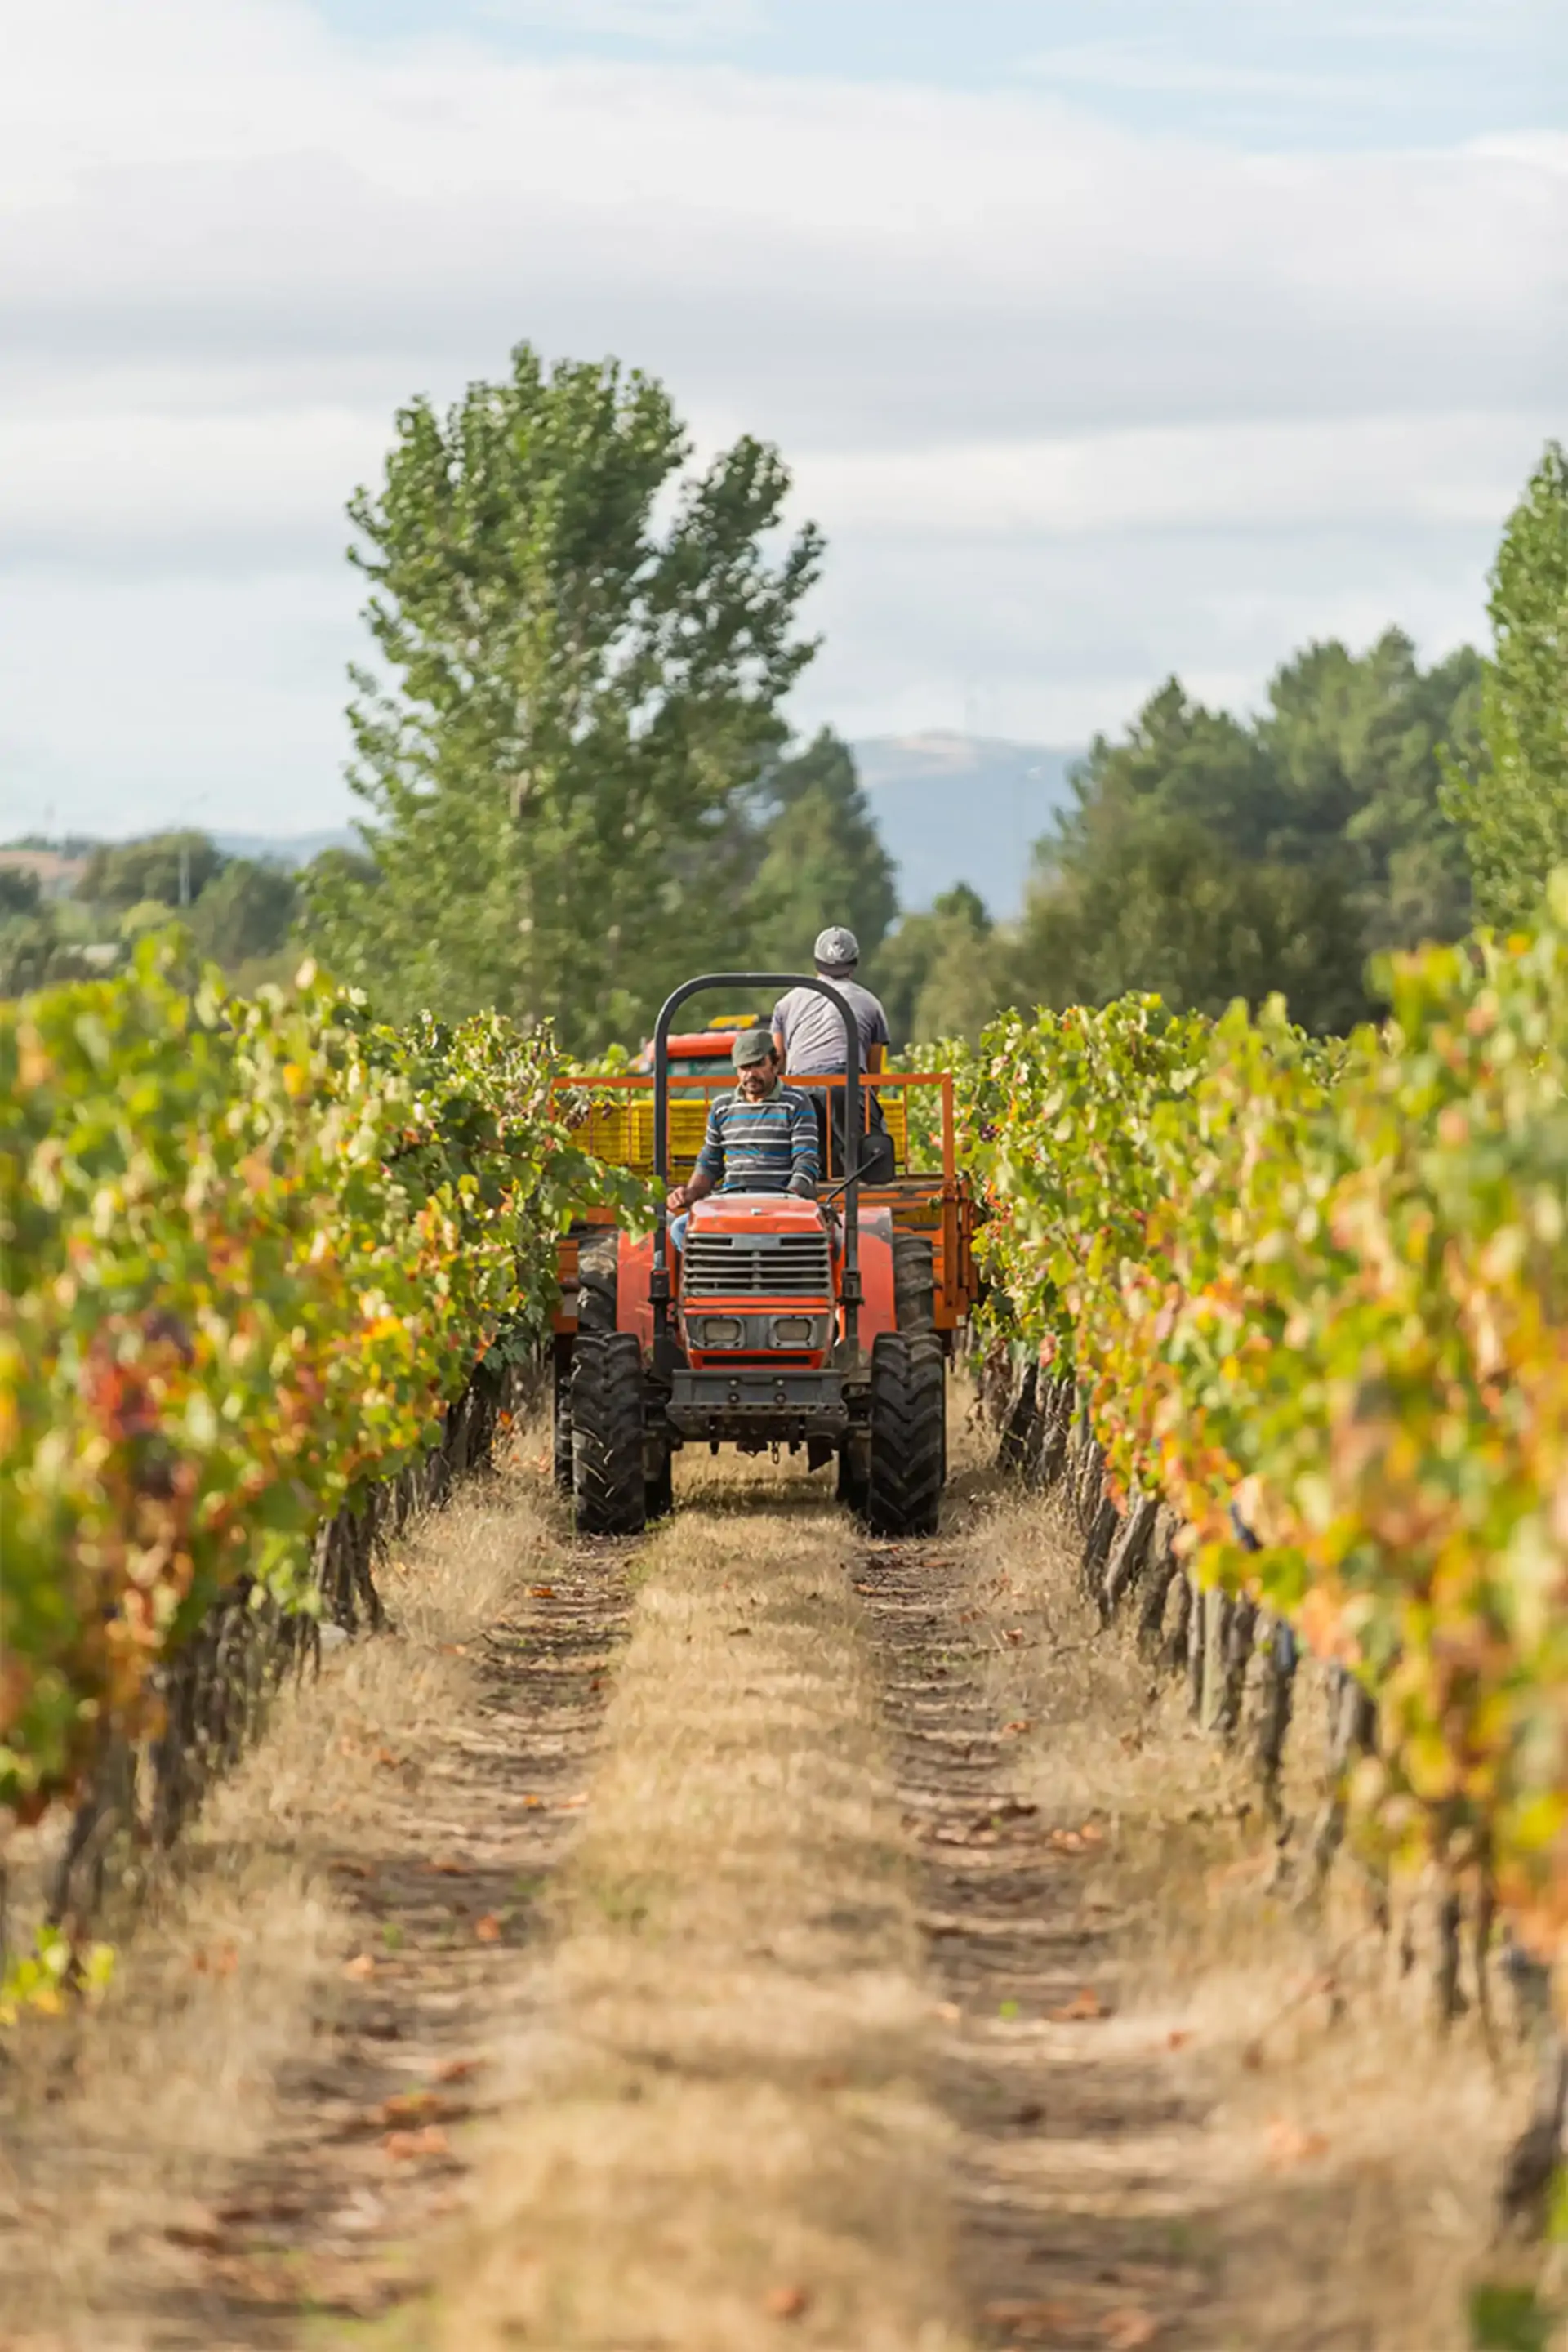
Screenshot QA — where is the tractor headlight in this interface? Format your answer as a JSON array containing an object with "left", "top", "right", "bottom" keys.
[
  {"left": 770, "top": 1316, "right": 816, "bottom": 1348},
  {"left": 697, "top": 1316, "right": 745, "bottom": 1349}
]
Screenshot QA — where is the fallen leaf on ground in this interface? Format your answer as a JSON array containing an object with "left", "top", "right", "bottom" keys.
[
  {"left": 764, "top": 2284, "right": 810, "bottom": 2320},
  {"left": 1049, "top": 1829, "right": 1087, "bottom": 1855},
  {"left": 1265, "top": 2118, "right": 1330, "bottom": 2168},
  {"left": 435, "top": 2057, "right": 480, "bottom": 2083},
  {"left": 523, "top": 1795, "right": 545, "bottom": 1810},
  {"left": 474, "top": 1913, "right": 503, "bottom": 1943},
  {"left": 380, "top": 2091, "right": 445, "bottom": 2126},
  {"left": 982, "top": 2299, "right": 1076, "bottom": 2337},
  {"left": 1166, "top": 2029, "right": 1192, "bottom": 2051},
  {"left": 163, "top": 2213, "right": 227, "bottom": 2252},
  {"left": 427, "top": 1859, "right": 467, "bottom": 1876},
  {"left": 342, "top": 1953, "right": 376, "bottom": 1981},
  {"left": 1003, "top": 1718, "right": 1032, "bottom": 1735},
  {"left": 375, "top": 1748, "right": 402, "bottom": 1769},
  {"left": 382, "top": 2124, "right": 450, "bottom": 2162},
  {"left": 529, "top": 1585, "right": 555, "bottom": 1599},
  {"left": 1079, "top": 1822, "right": 1105, "bottom": 1845},
  {"left": 1051, "top": 1987, "right": 1107, "bottom": 2023},
  {"left": 1102, "top": 2310, "right": 1160, "bottom": 2349}
]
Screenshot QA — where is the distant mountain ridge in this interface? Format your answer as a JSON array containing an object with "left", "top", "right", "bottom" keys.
[
  {"left": 211, "top": 733, "right": 1082, "bottom": 920},
  {"left": 853, "top": 733, "right": 1079, "bottom": 917}
]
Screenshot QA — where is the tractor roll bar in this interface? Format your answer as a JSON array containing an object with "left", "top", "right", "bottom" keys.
[{"left": 651, "top": 973, "right": 865, "bottom": 1361}]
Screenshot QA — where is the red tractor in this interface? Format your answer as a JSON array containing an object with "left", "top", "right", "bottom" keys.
[{"left": 551, "top": 973, "right": 978, "bottom": 1539}]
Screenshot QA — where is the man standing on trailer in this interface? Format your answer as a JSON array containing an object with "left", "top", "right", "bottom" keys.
[{"left": 771, "top": 926, "right": 895, "bottom": 1183}]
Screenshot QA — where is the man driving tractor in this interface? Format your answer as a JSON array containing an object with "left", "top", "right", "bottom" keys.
[{"left": 666, "top": 1027, "right": 818, "bottom": 1251}]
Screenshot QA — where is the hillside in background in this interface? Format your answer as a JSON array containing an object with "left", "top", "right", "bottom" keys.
[
  {"left": 853, "top": 734, "right": 1077, "bottom": 915},
  {"left": 214, "top": 828, "right": 358, "bottom": 867},
  {"left": 226, "top": 734, "right": 1080, "bottom": 917}
]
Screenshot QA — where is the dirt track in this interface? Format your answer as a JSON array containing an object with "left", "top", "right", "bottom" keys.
[{"left": 0, "top": 1414, "right": 1524, "bottom": 2351}]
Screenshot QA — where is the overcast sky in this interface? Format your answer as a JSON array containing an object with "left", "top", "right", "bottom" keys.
[{"left": 1, "top": 0, "right": 1563, "bottom": 840}]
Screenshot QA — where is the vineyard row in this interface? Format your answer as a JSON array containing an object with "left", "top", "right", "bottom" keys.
[
  {"left": 0, "top": 939, "right": 639, "bottom": 1837},
  {"left": 965, "top": 882, "right": 1568, "bottom": 1979}
]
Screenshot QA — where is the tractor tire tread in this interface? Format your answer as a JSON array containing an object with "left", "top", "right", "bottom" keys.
[
  {"left": 577, "top": 1231, "right": 619, "bottom": 1334},
  {"left": 571, "top": 1332, "right": 646, "bottom": 1536},
  {"left": 866, "top": 1330, "right": 944, "bottom": 1538},
  {"left": 892, "top": 1232, "right": 936, "bottom": 1336}
]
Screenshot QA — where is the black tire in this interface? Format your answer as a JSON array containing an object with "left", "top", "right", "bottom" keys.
[
  {"left": 892, "top": 1232, "right": 936, "bottom": 1336},
  {"left": 552, "top": 1353, "right": 573, "bottom": 1492},
  {"left": 837, "top": 1430, "right": 870, "bottom": 1517},
  {"left": 577, "top": 1231, "right": 619, "bottom": 1333},
  {"left": 572, "top": 1333, "right": 646, "bottom": 1536},
  {"left": 911, "top": 1332, "right": 948, "bottom": 1487},
  {"left": 646, "top": 1443, "right": 675, "bottom": 1523},
  {"left": 866, "top": 1331, "right": 944, "bottom": 1538}
]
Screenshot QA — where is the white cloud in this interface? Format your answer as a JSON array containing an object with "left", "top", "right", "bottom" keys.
[
  {"left": 479, "top": 0, "right": 762, "bottom": 42},
  {"left": 1022, "top": 42, "right": 1379, "bottom": 104},
  {"left": 794, "top": 412, "right": 1553, "bottom": 540},
  {"left": 0, "top": 0, "right": 1561, "bottom": 835}
]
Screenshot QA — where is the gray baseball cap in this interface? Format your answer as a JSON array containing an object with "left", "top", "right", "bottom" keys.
[
  {"left": 732, "top": 1027, "right": 775, "bottom": 1067},
  {"left": 813, "top": 925, "right": 860, "bottom": 968}
]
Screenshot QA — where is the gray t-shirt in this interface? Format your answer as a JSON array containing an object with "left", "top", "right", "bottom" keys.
[{"left": 773, "top": 978, "right": 890, "bottom": 1074}]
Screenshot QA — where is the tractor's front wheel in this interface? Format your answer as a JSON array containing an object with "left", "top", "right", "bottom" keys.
[
  {"left": 865, "top": 1332, "right": 944, "bottom": 1538},
  {"left": 572, "top": 1333, "right": 647, "bottom": 1536}
]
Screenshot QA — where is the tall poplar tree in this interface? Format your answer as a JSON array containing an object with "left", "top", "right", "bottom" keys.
[{"left": 304, "top": 345, "right": 822, "bottom": 1048}]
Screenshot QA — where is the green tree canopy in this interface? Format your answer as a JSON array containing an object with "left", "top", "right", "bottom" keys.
[
  {"left": 301, "top": 344, "right": 823, "bottom": 1049},
  {"left": 745, "top": 727, "right": 898, "bottom": 973},
  {"left": 1009, "top": 632, "right": 1481, "bottom": 1034},
  {"left": 1442, "top": 441, "right": 1568, "bottom": 933},
  {"left": 185, "top": 858, "right": 299, "bottom": 969},
  {"left": 875, "top": 884, "right": 1000, "bottom": 1046},
  {"left": 77, "top": 831, "right": 223, "bottom": 912}
]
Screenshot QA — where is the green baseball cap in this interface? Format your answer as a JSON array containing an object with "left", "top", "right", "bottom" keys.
[{"left": 732, "top": 1028, "right": 774, "bottom": 1068}]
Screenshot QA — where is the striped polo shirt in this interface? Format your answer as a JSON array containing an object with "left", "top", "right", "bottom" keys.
[{"left": 697, "top": 1084, "right": 819, "bottom": 1193}]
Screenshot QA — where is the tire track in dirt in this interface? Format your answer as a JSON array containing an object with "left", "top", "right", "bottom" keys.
[
  {"left": 859, "top": 1533, "right": 1213, "bottom": 2352},
  {"left": 126, "top": 1540, "right": 632, "bottom": 2350}
]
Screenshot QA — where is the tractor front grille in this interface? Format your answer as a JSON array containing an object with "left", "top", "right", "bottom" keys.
[{"left": 682, "top": 1231, "right": 833, "bottom": 1300}]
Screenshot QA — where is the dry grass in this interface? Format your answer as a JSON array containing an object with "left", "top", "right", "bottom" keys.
[
  {"left": 0, "top": 1441, "right": 559, "bottom": 2350},
  {"left": 960, "top": 1472, "right": 1538, "bottom": 2351},
  {"left": 438, "top": 1451, "right": 970, "bottom": 2352}
]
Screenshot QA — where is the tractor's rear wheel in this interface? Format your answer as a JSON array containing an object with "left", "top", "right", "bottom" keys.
[
  {"left": 552, "top": 1352, "right": 573, "bottom": 1492},
  {"left": 572, "top": 1333, "right": 647, "bottom": 1536},
  {"left": 837, "top": 1429, "right": 870, "bottom": 1517},
  {"left": 645, "top": 1442, "right": 675, "bottom": 1523},
  {"left": 577, "top": 1230, "right": 619, "bottom": 1333},
  {"left": 892, "top": 1232, "right": 936, "bottom": 1336},
  {"left": 866, "top": 1331, "right": 944, "bottom": 1538}
]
